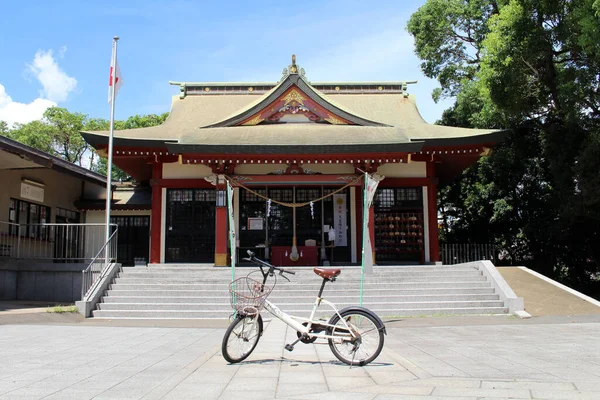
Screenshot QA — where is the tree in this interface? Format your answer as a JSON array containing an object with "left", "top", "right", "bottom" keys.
[
  {"left": 88, "top": 112, "right": 169, "bottom": 181},
  {"left": 408, "top": 0, "right": 600, "bottom": 291},
  {"left": 6, "top": 120, "right": 56, "bottom": 155},
  {"left": 91, "top": 156, "right": 130, "bottom": 182},
  {"left": 43, "top": 107, "right": 89, "bottom": 165},
  {"left": 116, "top": 113, "right": 169, "bottom": 129},
  {"left": 2, "top": 109, "right": 170, "bottom": 183},
  {"left": 407, "top": 0, "right": 500, "bottom": 102},
  {"left": 5, "top": 107, "right": 89, "bottom": 165}
]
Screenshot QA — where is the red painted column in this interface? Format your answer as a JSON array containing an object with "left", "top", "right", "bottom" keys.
[
  {"left": 215, "top": 183, "right": 228, "bottom": 266},
  {"left": 150, "top": 161, "right": 162, "bottom": 264},
  {"left": 426, "top": 162, "right": 440, "bottom": 263}
]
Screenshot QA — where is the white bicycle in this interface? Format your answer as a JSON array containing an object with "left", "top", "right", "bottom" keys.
[{"left": 221, "top": 251, "right": 386, "bottom": 366}]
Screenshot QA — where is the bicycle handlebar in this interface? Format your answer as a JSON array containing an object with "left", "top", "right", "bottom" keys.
[{"left": 244, "top": 250, "right": 295, "bottom": 276}]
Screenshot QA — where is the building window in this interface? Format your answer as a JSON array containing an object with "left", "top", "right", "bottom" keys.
[
  {"left": 56, "top": 207, "right": 80, "bottom": 222},
  {"left": 9, "top": 198, "right": 51, "bottom": 238}
]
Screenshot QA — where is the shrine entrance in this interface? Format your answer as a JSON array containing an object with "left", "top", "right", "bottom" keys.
[
  {"left": 165, "top": 189, "right": 215, "bottom": 263},
  {"left": 238, "top": 186, "right": 352, "bottom": 266}
]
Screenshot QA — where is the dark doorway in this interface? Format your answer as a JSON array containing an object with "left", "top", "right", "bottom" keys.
[
  {"left": 165, "top": 189, "right": 216, "bottom": 263},
  {"left": 54, "top": 208, "right": 81, "bottom": 262},
  {"left": 237, "top": 186, "right": 352, "bottom": 265},
  {"left": 110, "top": 216, "right": 150, "bottom": 266}
]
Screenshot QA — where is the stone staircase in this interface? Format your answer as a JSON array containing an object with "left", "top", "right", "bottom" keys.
[{"left": 91, "top": 264, "right": 509, "bottom": 319}]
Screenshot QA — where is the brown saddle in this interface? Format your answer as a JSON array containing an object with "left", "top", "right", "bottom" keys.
[{"left": 313, "top": 267, "right": 341, "bottom": 280}]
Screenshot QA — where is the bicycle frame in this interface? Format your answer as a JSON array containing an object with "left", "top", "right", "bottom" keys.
[
  {"left": 262, "top": 295, "right": 356, "bottom": 341},
  {"left": 240, "top": 253, "right": 358, "bottom": 342}
]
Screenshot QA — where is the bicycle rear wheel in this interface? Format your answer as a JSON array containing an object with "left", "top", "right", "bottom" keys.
[
  {"left": 222, "top": 314, "right": 263, "bottom": 363},
  {"left": 327, "top": 309, "right": 384, "bottom": 366}
]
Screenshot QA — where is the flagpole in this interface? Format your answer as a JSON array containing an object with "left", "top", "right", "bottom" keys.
[{"left": 104, "top": 36, "right": 119, "bottom": 266}]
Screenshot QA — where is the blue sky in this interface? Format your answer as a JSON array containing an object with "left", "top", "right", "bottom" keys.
[{"left": 0, "top": 0, "right": 453, "bottom": 127}]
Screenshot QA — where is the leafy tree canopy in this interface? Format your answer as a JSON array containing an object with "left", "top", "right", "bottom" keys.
[
  {"left": 409, "top": 0, "right": 600, "bottom": 290},
  {"left": 1, "top": 108, "right": 169, "bottom": 182}
]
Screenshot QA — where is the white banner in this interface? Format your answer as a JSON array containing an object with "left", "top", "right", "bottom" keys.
[
  {"left": 362, "top": 173, "right": 381, "bottom": 275},
  {"left": 366, "top": 174, "right": 381, "bottom": 208},
  {"left": 332, "top": 194, "right": 347, "bottom": 246},
  {"left": 226, "top": 181, "right": 236, "bottom": 269}
]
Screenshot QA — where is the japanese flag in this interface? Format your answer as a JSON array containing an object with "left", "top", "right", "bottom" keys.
[{"left": 108, "top": 44, "right": 123, "bottom": 103}]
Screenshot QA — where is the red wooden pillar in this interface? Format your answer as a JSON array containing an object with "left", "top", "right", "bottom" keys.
[
  {"left": 426, "top": 162, "right": 440, "bottom": 263},
  {"left": 214, "top": 182, "right": 228, "bottom": 266},
  {"left": 150, "top": 161, "right": 162, "bottom": 264}
]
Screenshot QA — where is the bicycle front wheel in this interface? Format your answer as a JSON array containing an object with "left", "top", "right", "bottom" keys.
[
  {"left": 222, "top": 314, "right": 263, "bottom": 363},
  {"left": 327, "top": 309, "right": 384, "bottom": 366}
]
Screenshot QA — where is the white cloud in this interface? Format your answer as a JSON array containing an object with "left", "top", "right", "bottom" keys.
[
  {"left": 0, "top": 48, "right": 76, "bottom": 127},
  {"left": 27, "top": 49, "right": 77, "bottom": 102},
  {"left": 0, "top": 84, "right": 56, "bottom": 127}
]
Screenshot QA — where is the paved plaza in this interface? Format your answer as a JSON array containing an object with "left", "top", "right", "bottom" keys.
[{"left": 1, "top": 315, "right": 600, "bottom": 399}]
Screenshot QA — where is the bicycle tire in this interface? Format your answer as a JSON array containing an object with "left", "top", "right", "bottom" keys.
[
  {"left": 327, "top": 309, "right": 384, "bottom": 366},
  {"left": 222, "top": 314, "right": 263, "bottom": 363}
]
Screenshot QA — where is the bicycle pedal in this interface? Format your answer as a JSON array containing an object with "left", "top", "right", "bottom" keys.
[{"left": 284, "top": 344, "right": 294, "bottom": 352}]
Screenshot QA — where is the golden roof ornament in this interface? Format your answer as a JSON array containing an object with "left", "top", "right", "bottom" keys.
[
  {"left": 291, "top": 54, "right": 297, "bottom": 73},
  {"left": 281, "top": 54, "right": 306, "bottom": 81}
]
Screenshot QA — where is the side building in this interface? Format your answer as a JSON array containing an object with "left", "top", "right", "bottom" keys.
[{"left": 0, "top": 135, "right": 149, "bottom": 302}]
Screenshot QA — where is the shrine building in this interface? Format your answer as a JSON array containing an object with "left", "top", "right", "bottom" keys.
[{"left": 81, "top": 56, "right": 506, "bottom": 267}]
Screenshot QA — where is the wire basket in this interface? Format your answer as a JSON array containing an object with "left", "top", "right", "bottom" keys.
[{"left": 229, "top": 276, "right": 274, "bottom": 316}]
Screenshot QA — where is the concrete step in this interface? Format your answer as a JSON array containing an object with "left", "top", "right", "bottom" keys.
[
  {"left": 104, "top": 287, "right": 497, "bottom": 297},
  {"left": 97, "top": 300, "right": 506, "bottom": 311},
  {"left": 101, "top": 293, "right": 500, "bottom": 304},
  {"left": 92, "top": 306, "right": 509, "bottom": 319},
  {"left": 92, "top": 262, "right": 509, "bottom": 320},
  {"left": 113, "top": 274, "right": 487, "bottom": 284},
  {"left": 134, "top": 266, "right": 478, "bottom": 276},
  {"left": 109, "top": 281, "right": 492, "bottom": 291},
  {"left": 120, "top": 268, "right": 481, "bottom": 277}
]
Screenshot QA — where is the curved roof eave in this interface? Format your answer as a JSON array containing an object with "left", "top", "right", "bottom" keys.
[
  {"left": 166, "top": 141, "right": 424, "bottom": 155},
  {"left": 416, "top": 129, "right": 511, "bottom": 147},
  {"left": 80, "top": 131, "right": 176, "bottom": 149}
]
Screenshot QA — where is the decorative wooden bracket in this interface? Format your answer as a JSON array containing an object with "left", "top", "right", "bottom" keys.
[
  {"left": 353, "top": 161, "right": 380, "bottom": 174},
  {"left": 210, "top": 162, "right": 236, "bottom": 174}
]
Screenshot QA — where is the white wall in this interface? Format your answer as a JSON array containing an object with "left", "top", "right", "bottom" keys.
[
  {"left": 234, "top": 163, "right": 355, "bottom": 175},
  {"left": 162, "top": 163, "right": 213, "bottom": 179},
  {"left": 377, "top": 161, "right": 426, "bottom": 178}
]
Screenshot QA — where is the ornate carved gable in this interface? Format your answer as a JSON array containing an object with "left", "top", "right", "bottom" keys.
[
  {"left": 201, "top": 55, "right": 390, "bottom": 129},
  {"left": 240, "top": 86, "right": 353, "bottom": 126}
]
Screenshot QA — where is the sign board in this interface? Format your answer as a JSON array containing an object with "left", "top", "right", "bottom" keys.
[
  {"left": 248, "top": 217, "right": 264, "bottom": 230},
  {"left": 332, "top": 194, "right": 348, "bottom": 246},
  {"left": 21, "top": 182, "right": 44, "bottom": 203}
]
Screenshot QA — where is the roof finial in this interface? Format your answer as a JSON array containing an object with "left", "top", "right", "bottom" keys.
[
  {"left": 291, "top": 54, "right": 297, "bottom": 73},
  {"left": 281, "top": 54, "right": 306, "bottom": 81}
]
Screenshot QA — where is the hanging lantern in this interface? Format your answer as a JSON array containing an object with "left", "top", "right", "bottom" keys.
[{"left": 267, "top": 199, "right": 272, "bottom": 217}]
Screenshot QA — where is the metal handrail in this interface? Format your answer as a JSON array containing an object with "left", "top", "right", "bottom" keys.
[
  {"left": 0, "top": 222, "right": 116, "bottom": 261},
  {"left": 0, "top": 221, "right": 20, "bottom": 257},
  {"left": 81, "top": 227, "right": 119, "bottom": 300},
  {"left": 441, "top": 243, "right": 496, "bottom": 265}
]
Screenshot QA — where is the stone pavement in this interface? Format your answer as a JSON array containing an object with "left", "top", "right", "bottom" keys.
[{"left": 1, "top": 316, "right": 600, "bottom": 399}]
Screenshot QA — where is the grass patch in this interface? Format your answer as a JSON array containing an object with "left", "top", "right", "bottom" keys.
[{"left": 46, "top": 305, "right": 78, "bottom": 313}]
